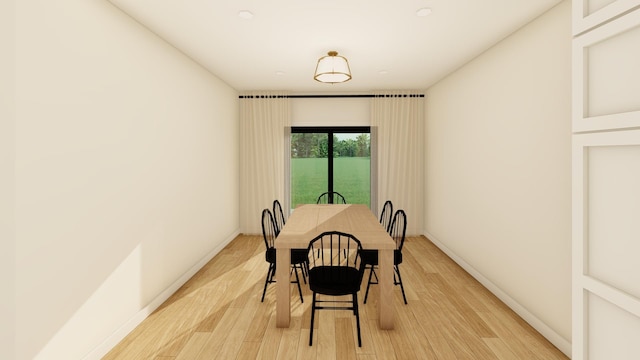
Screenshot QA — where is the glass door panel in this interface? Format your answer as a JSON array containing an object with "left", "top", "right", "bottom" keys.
[
  {"left": 290, "top": 133, "right": 328, "bottom": 208},
  {"left": 333, "top": 133, "right": 370, "bottom": 207}
]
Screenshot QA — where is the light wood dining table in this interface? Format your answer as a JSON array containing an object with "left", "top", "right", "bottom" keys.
[{"left": 275, "top": 204, "right": 396, "bottom": 329}]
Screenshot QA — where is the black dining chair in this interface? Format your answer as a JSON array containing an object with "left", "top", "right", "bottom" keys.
[
  {"left": 379, "top": 200, "right": 393, "bottom": 233},
  {"left": 260, "top": 208, "right": 306, "bottom": 303},
  {"left": 273, "top": 199, "right": 309, "bottom": 281},
  {"left": 314, "top": 191, "right": 348, "bottom": 258},
  {"left": 316, "top": 191, "right": 347, "bottom": 204},
  {"left": 306, "top": 231, "right": 365, "bottom": 347},
  {"left": 360, "top": 209, "right": 408, "bottom": 304},
  {"left": 272, "top": 199, "right": 286, "bottom": 236}
]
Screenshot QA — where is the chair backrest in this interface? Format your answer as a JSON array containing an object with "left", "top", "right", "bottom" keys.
[
  {"left": 306, "top": 231, "right": 364, "bottom": 282},
  {"left": 389, "top": 209, "right": 407, "bottom": 251},
  {"left": 261, "top": 208, "right": 277, "bottom": 251},
  {"left": 316, "top": 191, "right": 347, "bottom": 204},
  {"left": 379, "top": 200, "right": 393, "bottom": 233},
  {"left": 272, "top": 199, "right": 286, "bottom": 236}
]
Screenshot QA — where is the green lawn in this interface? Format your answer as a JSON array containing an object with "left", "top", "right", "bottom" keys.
[{"left": 291, "top": 157, "right": 370, "bottom": 208}]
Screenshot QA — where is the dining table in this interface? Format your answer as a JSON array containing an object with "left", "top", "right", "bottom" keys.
[{"left": 275, "top": 203, "right": 396, "bottom": 329}]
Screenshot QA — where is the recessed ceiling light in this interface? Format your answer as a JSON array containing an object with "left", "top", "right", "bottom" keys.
[
  {"left": 275, "top": 71, "right": 285, "bottom": 76},
  {"left": 416, "top": 8, "right": 432, "bottom": 17},
  {"left": 378, "top": 70, "right": 389, "bottom": 75},
  {"left": 238, "top": 10, "right": 254, "bottom": 19}
]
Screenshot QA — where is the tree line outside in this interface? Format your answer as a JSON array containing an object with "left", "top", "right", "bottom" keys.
[{"left": 291, "top": 133, "right": 370, "bottom": 158}]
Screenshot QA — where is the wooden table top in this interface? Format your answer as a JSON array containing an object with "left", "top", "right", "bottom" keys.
[{"left": 276, "top": 204, "right": 395, "bottom": 250}]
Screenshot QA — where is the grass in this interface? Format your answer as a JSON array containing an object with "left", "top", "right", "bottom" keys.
[{"left": 291, "top": 157, "right": 370, "bottom": 208}]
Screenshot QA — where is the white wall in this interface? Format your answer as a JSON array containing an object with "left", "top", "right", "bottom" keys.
[
  {"left": 1, "top": 1, "right": 17, "bottom": 359},
  {"left": 291, "top": 97, "right": 370, "bottom": 126},
  {"left": 424, "top": 0, "right": 572, "bottom": 355},
  {"left": 14, "top": 1, "right": 239, "bottom": 359}
]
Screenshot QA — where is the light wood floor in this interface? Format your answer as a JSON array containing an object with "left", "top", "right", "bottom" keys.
[{"left": 103, "top": 235, "right": 568, "bottom": 360}]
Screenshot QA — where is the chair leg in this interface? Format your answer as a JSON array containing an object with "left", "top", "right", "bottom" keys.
[
  {"left": 394, "top": 265, "right": 408, "bottom": 305},
  {"left": 353, "top": 292, "right": 362, "bottom": 347},
  {"left": 363, "top": 265, "right": 377, "bottom": 304},
  {"left": 309, "top": 292, "right": 317, "bottom": 346},
  {"left": 261, "top": 263, "right": 275, "bottom": 302},
  {"left": 269, "top": 264, "right": 276, "bottom": 282},
  {"left": 293, "top": 264, "right": 303, "bottom": 303},
  {"left": 304, "top": 261, "right": 309, "bottom": 281},
  {"left": 299, "top": 262, "right": 308, "bottom": 284}
]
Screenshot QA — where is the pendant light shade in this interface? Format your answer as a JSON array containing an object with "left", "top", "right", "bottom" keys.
[{"left": 314, "top": 51, "right": 352, "bottom": 83}]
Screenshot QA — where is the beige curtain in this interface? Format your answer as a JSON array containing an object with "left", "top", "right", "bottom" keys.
[
  {"left": 371, "top": 91, "right": 425, "bottom": 235},
  {"left": 240, "top": 92, "right": 291, "bottom": 234}
]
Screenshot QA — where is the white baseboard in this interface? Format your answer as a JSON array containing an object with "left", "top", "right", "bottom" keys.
[
  {"left": 83, "top": 230, "right": 240, "bottom": 360},
  {"left": 422, "top": 230, "right": 572, "bottom": 358}
]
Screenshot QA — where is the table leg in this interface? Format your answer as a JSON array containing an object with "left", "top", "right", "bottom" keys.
[
  {"left": 276, "top": 248, "right": 291, "bottom": 328},
  {"left": 378, "top": 248, "right": 394, "bottom": 329}
]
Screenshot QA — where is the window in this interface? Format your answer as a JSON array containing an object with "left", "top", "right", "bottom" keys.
[{"left": 290, "top": 127, "right": 371, "bottom": 208}]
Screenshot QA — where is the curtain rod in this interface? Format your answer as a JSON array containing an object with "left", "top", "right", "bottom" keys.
[{"left": 238, "top": 94, "right": 424, "bottom": 99}]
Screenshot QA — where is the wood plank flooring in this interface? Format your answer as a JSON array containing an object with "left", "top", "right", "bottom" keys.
[{"left": 103, "top": 235, "right": 568, "bottom": 359}]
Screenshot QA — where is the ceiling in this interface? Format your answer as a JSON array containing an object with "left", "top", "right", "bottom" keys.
[{"left": 108, "top": 0, "right": 563, "bottom": 93}]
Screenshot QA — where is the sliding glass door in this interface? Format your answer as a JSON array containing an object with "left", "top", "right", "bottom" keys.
[{"left": 290, "top": 127, "right": 370, "bottom": 208}]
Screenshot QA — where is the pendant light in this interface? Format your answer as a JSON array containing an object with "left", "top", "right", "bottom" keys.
[{"left": 313, "top": 51, "right": 352, "bottom": 84}]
